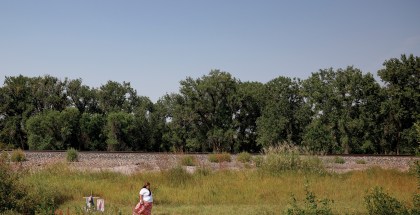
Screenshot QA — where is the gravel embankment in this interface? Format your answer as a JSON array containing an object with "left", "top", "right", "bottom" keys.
[{"left": 11, "top": 151, "right": 420, "bottom": 174}]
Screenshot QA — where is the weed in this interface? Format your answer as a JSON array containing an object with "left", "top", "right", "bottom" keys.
[
  {"left": 237, "top": 152, "right": 252, "bottom": 163},
  {"left": 285, "top": 182, "right": 334, "bottom": 215},
  {"left": 11, "top": 149, "right": 26, "bottom": 162},
  {"left": 258, "top": 145, "right": 325, "bottom": 175},
  {"left": 333, "top": 156, "right": 345, "bottom": 164},
  {"left": 180, "top": 155, "right": 196, "bottom": 166},
  {"left": 67, "top": 148, "right": 79, "bottom": 162},
  {"left": 364, "top": 187, "right": 408, "bottom": 215}
]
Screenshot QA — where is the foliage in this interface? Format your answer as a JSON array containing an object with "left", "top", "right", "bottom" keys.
[
  {"left": 0, "top": 159, "right": 32, "bottom": 214},
  {"left": 236, "top": 152, "right": 252, "bottom": 163},
  {"left": 11, "top": 149, "right": 26, "bottom": 162},
  {"left": 285, "top": 183, "right": 334, "bottom": 215},
  {"left": 208, "top": 153, "right": 232, "bottom": 163},
  {"left": 364, "top": 187, "right": 409, "bottom": 215},
  {"left": 257, "top": 77, "right": 310, "bottom": 148},
  {"left": 66, "top": 148, "right": 79, "bottom": 162},
  {"left": 378, "top": 54, "right": 420, "bottom": 154},
  {"left": 0, "top": 55, "right": 419, "bottom": 154}
]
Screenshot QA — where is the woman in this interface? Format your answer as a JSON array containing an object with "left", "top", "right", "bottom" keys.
[{"left": 133, "top": 182, "right": 153, "bottom": 215}]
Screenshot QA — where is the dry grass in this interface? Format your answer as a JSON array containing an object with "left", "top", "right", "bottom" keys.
[{"left": 18, "top": 162, "right": 417, "bottom": 214}]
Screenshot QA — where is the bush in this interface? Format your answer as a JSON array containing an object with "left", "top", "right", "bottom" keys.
[
  {"left": 208, "top": 153, "right": 231, "bottom": 163},
  {"left": 66, "top": 148, "right": 78, "bottom": 162},
  {"left": 237, "top": 152, "right": 252, "bottom": 163},
  {"left": 356, "top": 159, "right": 367, "bottom": 164},
  {"left": 333, "top": 156, "right": 345, "bottom": 164},
  {"left": 364, "top": 187, "right": 409, "bottom": 215},
  {"left": 11, "top": 149, "right": 26, "bottom": 162},
  {"left": 0, "top": 159, "right": 33, "bottom": 214},
  {"left": 258, "top": 145, "right": 325, "bottom": 175},
  {"left": 180, "top": 155, "right": 197, "bottom": 166},
  {"left": 285, "top": 183, "right": 334, "bottom": 215}
]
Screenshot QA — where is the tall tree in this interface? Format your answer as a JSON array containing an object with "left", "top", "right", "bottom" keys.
[
  {"left": 234, "top": 81, "right": 264, "bottom": 152},
  {"left": 378, "top": 54, "right": 420, "bottom": 154},
  {"left": 302, "top": 67, "right": 383, "bottom": 154},
  {"left": 66, "top": 79, "right": 100, "bottom": 114},
  {"left": 98, "top": 81, "right": 137, "bottom": 113},
  {"left": 256, "top": 77, "right": 310, "bottom": 148},
  {"left": 178, "top": 70, "right": 239, "bottom": 152},
  {"left": 0, "top": 76, "right": 34, "bottom": 149}
]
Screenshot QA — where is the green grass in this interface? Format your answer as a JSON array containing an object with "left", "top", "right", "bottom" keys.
[{"left": 17, "top": 163, "right": 417, "bottom": 215}]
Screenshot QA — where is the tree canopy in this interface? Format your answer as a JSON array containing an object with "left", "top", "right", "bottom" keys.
[{"left": 1, "top": 54, "right": 419, "bottom": 154}]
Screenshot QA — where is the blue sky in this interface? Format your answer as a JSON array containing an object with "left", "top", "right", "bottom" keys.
[{"left": 1, "top": 0, "right": 419, "bottom": 102}]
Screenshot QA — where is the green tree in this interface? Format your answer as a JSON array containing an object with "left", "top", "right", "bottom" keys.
[
  {"left": 59, "top": 108, "right": 81, "bottom": 149},
  {"left": 26, "top": 110, "right": 63, "bottom": 150},
  {"left": 66, "top": 78, "right": 100, "bottom": 114},
  {"left": 98, "top": 81, "right": 139, "bottom": 113},
  {"left": 234, "top": 82, "right": 265, "bottom": 152},
  {"left": 0, "top": 75, "right": 34, "bottom": 149},
  {"left": 178, "top": 70, "right": 239, "bottom": 152},
  {"left": 79, "top": 113, "right": 106, "bottom": 150},
  {"left": 302, "top": 67, "right": 382, "bottom": 154},
  {"left": 105, "top": 111, "right": 135, "bottom": 151},
  {"left": 257, "top": 77, "right": 310, "bottom": 148},
  {"left": 378, "top": 54, "right": 420, "bottom": 154}
]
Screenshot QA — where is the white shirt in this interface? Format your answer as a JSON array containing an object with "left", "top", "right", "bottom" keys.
[{"left": 140, "top": 188, "right": 153, "bottom": 202}]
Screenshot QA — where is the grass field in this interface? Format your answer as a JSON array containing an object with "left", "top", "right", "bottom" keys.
[{"left": 20, "top": 162, "right": 417, "bottom": 215}]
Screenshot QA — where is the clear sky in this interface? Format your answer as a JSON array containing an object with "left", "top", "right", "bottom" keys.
[{"left": 1, "top": 0, "right": 419, "bottom": 102}]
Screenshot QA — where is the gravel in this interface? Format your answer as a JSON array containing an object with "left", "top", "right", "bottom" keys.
[{"left": 7, "top": 151, "right": 420, "bottom": 175}]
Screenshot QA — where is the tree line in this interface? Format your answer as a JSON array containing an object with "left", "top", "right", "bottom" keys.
[{"left": 0, "top": 54, "right": 419, "bottom": 154}]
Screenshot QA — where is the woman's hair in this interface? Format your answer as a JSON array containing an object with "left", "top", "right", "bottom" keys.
[
  {"left": 142, "top": 182, "right": 151, "bottom": 195},
  {"left": 142, "top": 182, "right": 150, "bottom": 188}
]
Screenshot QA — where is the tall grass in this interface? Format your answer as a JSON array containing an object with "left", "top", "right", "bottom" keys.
[
  {"left": 15, "top": 162, "right": 417, "bottom": 215},
  {"left": 258, "top": 144, "right": 325, "bottom": 175}
]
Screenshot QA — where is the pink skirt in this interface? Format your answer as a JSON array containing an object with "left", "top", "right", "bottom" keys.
[{"left": 133, "top": 201, "right": 153, "bottom": 215}]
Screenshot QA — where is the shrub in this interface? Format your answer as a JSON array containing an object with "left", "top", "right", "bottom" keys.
[
  {"left": 0, "top": 159, "right": 33, "bottom": 214},
  {"left": 237, "top": 152, "right": 252, "bottom": 163},
  {"left": 364, "top": 187, "right": 409, "bottom": 215},
  {"left": 285, "top": 183, "right": 334, "bottom": 215},
  {"left": 258, "top": 145, "right": 325, "bottom": 175},
  {"left": 180, "top": 155, "right": 196, "bottom": 166},
  {"left": 333, "top": 156, "right": 345, "bottom": 164},
  {"left": 66, "top": 148, "right": 78, "bottom": 162},
  {"left": 208, "top": 153, "right": 231, "bottom": 163},
  {"left": 356, "top": 159, "right": 367, "bottom": 164},
  {"left": 11, "top": 149, "right": 26, "bottom": 162}
]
